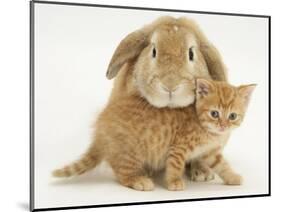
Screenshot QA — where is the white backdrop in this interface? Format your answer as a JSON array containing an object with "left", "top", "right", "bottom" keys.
[
  {"left": 33, "top": 2, "right": 269, "bottom": 209},
  {"left": 2, "top": 0, "right": 280, "bottom": 212}
]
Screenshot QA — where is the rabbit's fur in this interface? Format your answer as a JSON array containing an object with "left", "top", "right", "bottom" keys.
[{"left": 53, "top": 16, "right": 229, "bottom": 187}]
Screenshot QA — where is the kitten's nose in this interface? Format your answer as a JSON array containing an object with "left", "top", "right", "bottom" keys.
[{"left": 219, "top": 122, "right": 228, "bottom": 131}]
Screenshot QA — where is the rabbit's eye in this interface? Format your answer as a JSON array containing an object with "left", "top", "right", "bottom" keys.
[
  {"left": 189, "top": 47, "right": 194, "bottom": 61},
  {"left": 152, "top": 47, "right": 157, "bottom": 58}
]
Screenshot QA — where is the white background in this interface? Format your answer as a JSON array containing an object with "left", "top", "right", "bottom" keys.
[
  {"left": 33, "top": 2, "right": 269, "bottom": 209},
  {"left": 0, "top": 0, "right": 280, "bottom": 212}
]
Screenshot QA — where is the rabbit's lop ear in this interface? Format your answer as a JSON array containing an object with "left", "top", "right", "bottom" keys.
[
  {"left": 178, "top": 17, "right": 228, "bottom": 82},
  {"left": 200, "top": 44, "right": 228, "bottom": 82},
  {"left": 106, "top": 29, "right": 149, "bottom": 79}
]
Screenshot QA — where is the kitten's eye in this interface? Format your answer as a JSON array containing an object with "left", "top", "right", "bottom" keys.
[
  {"left": 152, "top": 47, "right": 157, "bottom": 58},
  {"left": 189, "top": 47, "right": 194, "bottom": 61},
  {"left": 210, "top": 110, "right": 219, "bottom": 118},
  {"left": 229, "top": 113, "right": 237, "bottom": 120}
]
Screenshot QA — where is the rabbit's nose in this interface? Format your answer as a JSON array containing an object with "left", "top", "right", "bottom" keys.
[
  {"left": 160, "top": 84, "right": 180, "bottom": 100},
  {"left": 160, "top": 84, "right": 179, "bottom": 93}
]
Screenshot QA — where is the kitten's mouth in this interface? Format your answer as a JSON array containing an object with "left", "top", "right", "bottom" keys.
[
  {"left": 219, "top": 127, "right": 226, "bottom": 132},
  {"left": 215, "top": 127, "right": 230, "bottom": 135},
  {"left": 205, "top": 125, "right": 229, "bottom": 135}
]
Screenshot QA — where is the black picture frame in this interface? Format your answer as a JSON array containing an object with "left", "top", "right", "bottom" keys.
[{"left": 30, "top": 1, "right": 271, "bottom": 211}]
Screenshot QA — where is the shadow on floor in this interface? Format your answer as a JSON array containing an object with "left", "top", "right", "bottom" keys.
[{"left": 17, "top": 202, "right": 29, "bottom": 211}]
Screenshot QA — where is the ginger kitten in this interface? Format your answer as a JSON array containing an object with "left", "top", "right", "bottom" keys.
[
  {"left": 166, "top": 79, "right": 256, "bottom": 190},
  {"left": 53, "top": 79, "right": 255, "bottom": 191}
]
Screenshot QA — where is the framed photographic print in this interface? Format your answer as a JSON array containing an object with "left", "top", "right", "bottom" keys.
[{"left": 30, "top": 0, "right": 271, "bottom": 211}]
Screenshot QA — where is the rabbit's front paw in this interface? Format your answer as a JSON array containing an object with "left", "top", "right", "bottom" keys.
[{"left": 190, "top": 167, "right": 215, "bottom": 182}]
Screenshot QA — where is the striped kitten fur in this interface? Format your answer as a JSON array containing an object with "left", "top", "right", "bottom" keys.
[{"left": 53, "top": 79, "right": 255, "bottom": 191}]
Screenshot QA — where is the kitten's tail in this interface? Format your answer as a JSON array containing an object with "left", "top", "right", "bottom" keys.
[{"left": 52, "top": 142, "right": 103, "bottom": 178}]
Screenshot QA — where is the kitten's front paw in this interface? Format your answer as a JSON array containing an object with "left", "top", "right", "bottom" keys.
[
  {"left": 167, "top": 178, "right": 185, "bottom": 191},
  {"left": 190, "top": 168, "right": 215, "bottom": 182},
  {"left": 224, "top": 174, "right": 243, "bottom": 185},
  {"left": 132, "top": 177, "right": 155, "bottom": 191}
]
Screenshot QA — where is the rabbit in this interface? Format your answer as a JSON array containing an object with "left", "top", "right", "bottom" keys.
[{"left": 52, "top": 16, "right": 228, "bottom": 187}]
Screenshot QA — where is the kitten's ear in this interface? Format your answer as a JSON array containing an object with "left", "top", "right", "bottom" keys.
[
  {"left": 238, "top": 84, "right": 257, "bottom": 107},
  {"left": 196, "top": 78, "right": 215, "bottom": 98}
]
